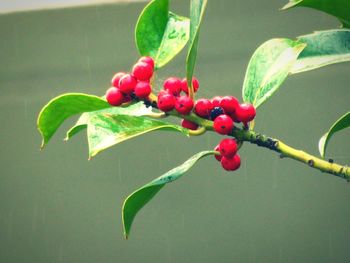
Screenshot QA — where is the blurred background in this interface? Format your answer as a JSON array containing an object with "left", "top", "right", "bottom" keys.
[{"left": 1, "top": 0, "right": 350, "bottom": 262}]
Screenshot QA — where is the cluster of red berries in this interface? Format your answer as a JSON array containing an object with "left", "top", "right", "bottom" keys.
[
  {"left": 105, "top": 56, "right": 257, "bottom": 172},
  {"left": 214, "top": 138, "right": 241, "bottom": 171},
  {"left": 105, "top": 56, "right": 155, "bottom": 106}
]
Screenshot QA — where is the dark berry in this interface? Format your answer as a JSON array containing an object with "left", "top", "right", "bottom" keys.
[
  {"left": 122, "top": 94, "right": 132, "bottom": 103},
  {"left": 220, "top": 96, "right": 239, "bottom": 114},
  {"left": 119, "top": 74, "right": 137, "bottom": 94},
  {"left": 111, "top": 72, "right": 125, "bottom": 88},
  {"left": 138, "top": 56, "right": 155, "bottom": 70},
  {"left": 157, "top": 91, "right": 176, "bottom": 112},
  {"left": 235, "top": 103, "right": 256, "bottom": 124},
  {"left": 106, "top": 87, "right": 124, "bottom": 106},
  {"left": 214, "top": 145, "right": 222, "bottom": 162},
  {"left": 132, "top": 61, "right": 153, "bottom": 81},
  {"left": 175, "top": 95, "right": 194, "bottom": 115},
  {"left": 213, "top": 114, "right": 234, "bottom": 135},
  {"left": 134, "top": 81, "right": 152, "bottom": 98},
  {"left": 221, "top": 154, "right": 241, "bottom": 171},
  {"left": 194, "top": 99, "right": 213, "bottom": 118},
  {"left": 181, "top": 119, "right": 198, "bottom": 130},
  {"left": 163, "top": 77, "right": 182, "bottom": 96},
  {"left": 210, "top": 106, "right": 225, "bottom": 120},
  {"left": 181, "top": 77, "right": 199, "bottom": 94},
  {"left": 211, "top": 96, "right": 222, "bottom": 108},
  {"left": 219, "top": 138, "right": 238, "bottom": 158}
]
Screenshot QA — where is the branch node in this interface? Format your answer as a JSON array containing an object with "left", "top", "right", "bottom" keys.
[{"left": 307, "top": 159, "right": 314, "bottom": 167}]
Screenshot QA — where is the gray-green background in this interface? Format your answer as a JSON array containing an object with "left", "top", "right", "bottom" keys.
[{"left": 1, "top": 0, "right": 350, "bottom": 262}]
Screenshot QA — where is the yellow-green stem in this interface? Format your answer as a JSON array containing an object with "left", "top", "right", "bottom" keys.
[{"left": 144, "top": 96, "right": 350, "bottom": 181}]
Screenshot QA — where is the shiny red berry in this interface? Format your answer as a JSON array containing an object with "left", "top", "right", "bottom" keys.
[
  {"left": 175, "top": 95, "right": 194, "bottom": 115},
  {"left": 235, "top": 103, "right": 256, "bottom": 124},
  {"left": 194, "top": 99, "right": 213, "bottom": 118},
  {"left": 213, "top": 114, "right": 234, "bottom": 135},
  {"left": 163, "top": 77, "right": 182, "bottom": 96},
  {"left": 221, "top": 154, "right": 241, "bottom": 171},
  {"left": 138, "top": 56, "right": 155, "bottom": 70},
  {"left": 214, "top": 145, "right": 222, "bottom": 162},
  {"left": 219, "top": 138, "right": 238, "bottom": 158},
  {"left": 111, "top": 72, "right": 125, "bottom": 88},
  {"left": 134, "top": 81, "right": 152, "bottom": 98},
  {"left": 106, "top": 87, "right": 124, "bottom": 106},
  {"left": 220, "top": 96, "right": 239, "bottom": 114},
  {"left": 211, "top": 96, "right": 222, "bottom": 108},
  {"left": 132, "top": 61, "right": 153, "bottom": 81},
  {"left": 119, "top": 74, "right": 137, "bottom": 94},
  {"left": 181, "top": 119, "right": 198, "bottom": 130},
  {"left": 181, "top": 77, "right": 199, "bottom": 94},
  {"left": 157, "top": 91, "right": 176, "bottom": 112}
]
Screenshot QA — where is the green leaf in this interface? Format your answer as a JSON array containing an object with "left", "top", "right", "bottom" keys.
[
  {"left": 87, "top": 114, "right": 189, "bottom": 158},
  {"left": 186, "top": 0, "right": 207, "bottom": 97},
  {"left": 135, "top": 0, "right": 190, "bottom": 69},
  {"left": 37, "top": 93, "right": 110, "bottom": 148},
  {"left": 65, "top": 102, "right": 153, "bottom": 140},
  {"left": 282, "top": 0, "right": 350, "bottom": 28},
  {"left": 122, "top": 150, "right": 216, "bottom": 238},
  {"left": 242, "top": 38, "right": 306, "bottom": 108},
  {"left": 318, "top": 111, "right": 350, "bottom": 158},
  {"left": 291, "top": 29, "right": 350, "bottom": 74}
]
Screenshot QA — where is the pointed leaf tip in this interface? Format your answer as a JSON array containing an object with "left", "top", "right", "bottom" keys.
[{"left": 122, "top": 150, "right": 216, "bottom": 238}]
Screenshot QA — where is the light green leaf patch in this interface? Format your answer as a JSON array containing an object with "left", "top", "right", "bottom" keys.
[
  {"left": 122, "top": 150, "right": 216, "bottom": 239},
  {"left": 87, "top": 114, "right": 189, "bottom": 158},
  {"left": 135, "top": 0, "right": 190, "bottom": 69},
  {"left": 282, "top": 0, "right": 350, "bottom": 28},
  {"left": 65, "top": 102, "right": 153, "bottom": 140},
  {"left": 319, "top": 111, "right": 350, "bottom": 158},
  {"left": 242, "top": 38, "right": 306, "bottom": 108},
  {"left": 37, "top": 93, "right": 111, "bottom": 148},
  {"left": 292, "top": 29, "right": 350, "bottom": 74},
  {"left": 186, "top": 0, "right": 207, "bottom": 97}
]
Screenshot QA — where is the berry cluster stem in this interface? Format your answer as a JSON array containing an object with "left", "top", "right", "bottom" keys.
[{"left": 142, "top": 96, "right": 350, "bottom": 181}]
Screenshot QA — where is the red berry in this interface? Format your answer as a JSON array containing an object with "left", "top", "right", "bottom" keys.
[
  {"left": 219, "top": 138, "right": 238, "bottom": 158},
  {"left": 181, "top": 119, "right": 198, "bottom": 130},
  {"left": 111, "top": 72, "right": 125, "bottom": 88},
  {"left": 175, "top": 95, "right": 194, "bottom": 115},
  {"left": 106, "top": 87, "right": 124, "bottom": 106},
  {"left": 211, "top": 96, "right": 222, "bottom": 108},
  {"left": 163, "top": 77, "right": 182, "bottom": 96},
  {"left": 119, "top": 74, "right": 137, "bottom": 94},
  {"left": 220, "top": 96, "right": 239, "bottom": 114},
  {"left": 194, "top": 99, "right": 213, "bottom": 118},
  {"left": 132, "top": 61, "right": 153, "bottom": 81},
  {"left": 138, "top": 56, "right": 155, "bottom": 70},
  {"left": 235, "top": 103, "right": 256, "bottom": 124},
  {"left": 221, "top": 154, "right": 241, "bottom": 171},
  {"left": 181, "top": 77, "right": 199, "bottom": 94},
  {"left": 213, "top": 114, "right": 234, "bottom": 135},
  {"left": 134, "top": 81, "right": 152, "bottom": 98},
  {"left": 157, "top": 91, "right": 176, "bottom": 112},
  {"left": 214, "top": 145, "right": 222, "bottom": 162}
]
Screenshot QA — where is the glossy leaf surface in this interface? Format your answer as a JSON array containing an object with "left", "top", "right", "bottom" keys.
[
  {"left": 37, "top": 93, "right": 110, "bottom": 148},
  {"left": 282, "top": 0, "right": 350, "bottom": 28},
  {"left": 319, "top": 112, "right": 350, "bottom": 158},
  {"left": 65, "top": 102, "right": 152, "bottom": 140},
  {"left": 135, "top": 0, "right": 190, "bottom": 69},
  {"left": 122, "top": 150, "right": 216, "bottom": 238},
  {"left": 186, "top": 0, "right": 207, "bottom": 97},
  {"left": 292, "top": 29, "right": 350, "bottom": 74},
  {"left": 87, "top": 114, "right": 189, "bottom": 158},
  {"left": 242, "top": 39, "right": 306, "bottom": 108}
]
